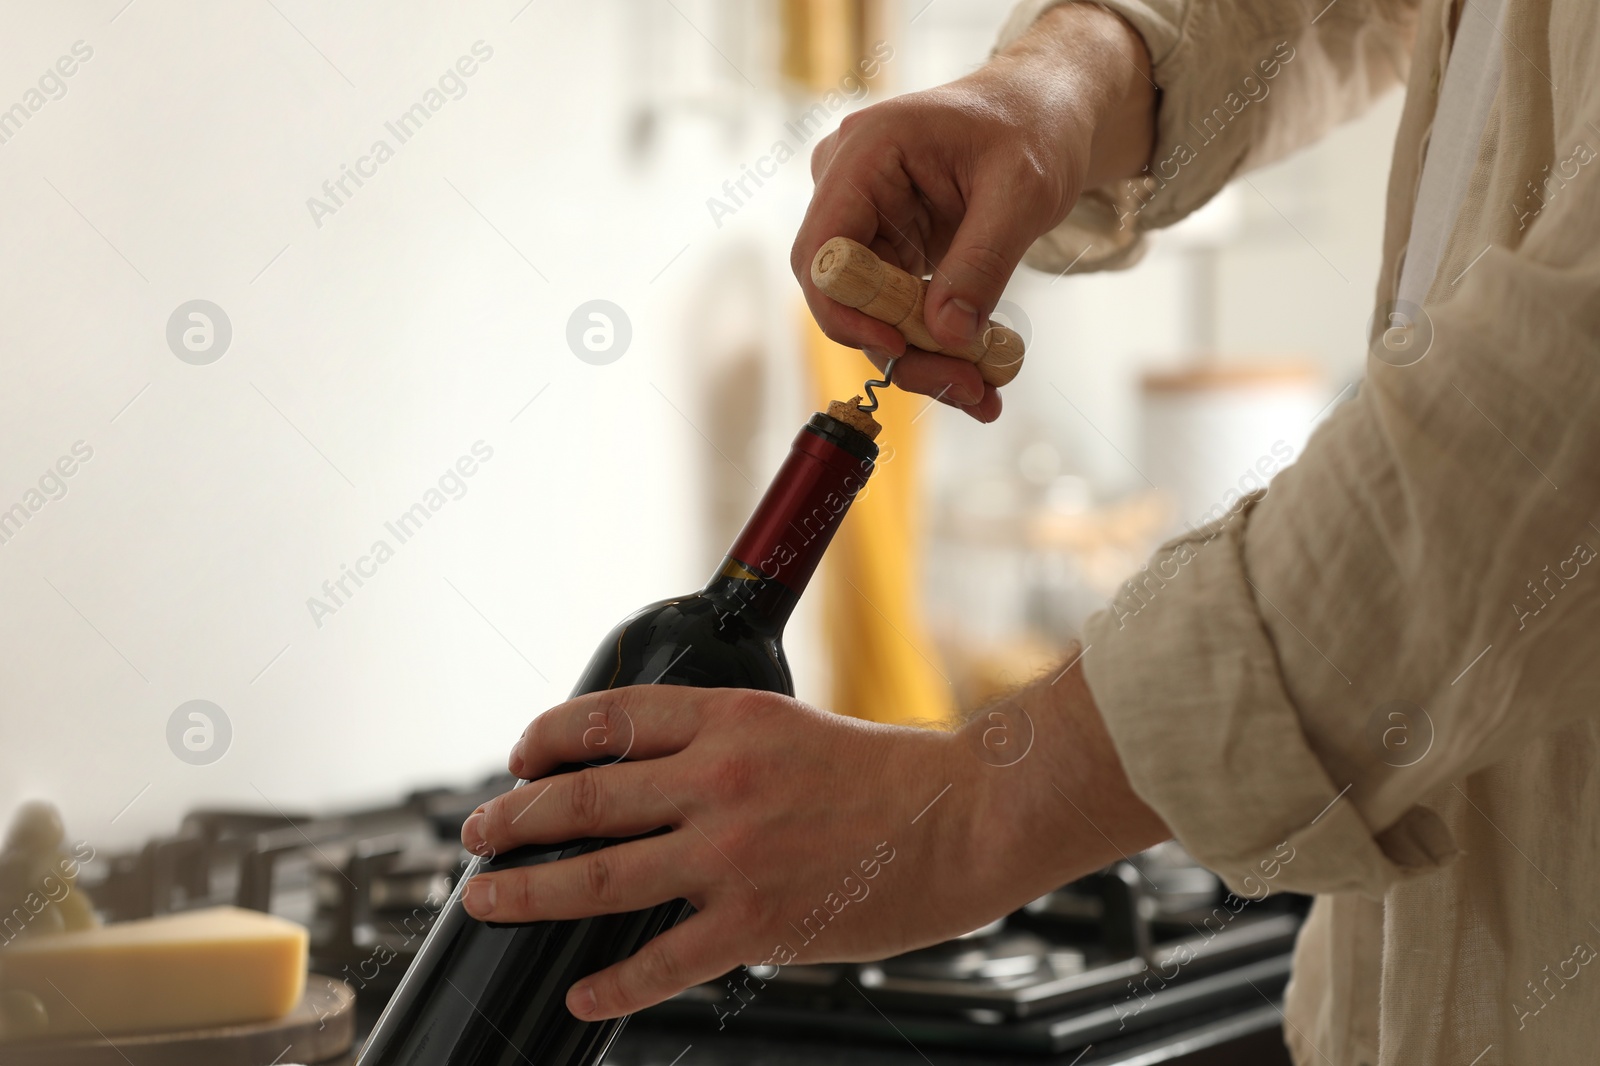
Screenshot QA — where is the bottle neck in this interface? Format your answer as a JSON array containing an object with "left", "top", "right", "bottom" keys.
[{"left": 705, "top": 412, "right": 878, "bottom": 635}]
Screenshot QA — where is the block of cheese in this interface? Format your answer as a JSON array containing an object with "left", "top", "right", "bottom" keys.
[{"left": 0, "top": 906, "right": 307, "bottom": 1039}]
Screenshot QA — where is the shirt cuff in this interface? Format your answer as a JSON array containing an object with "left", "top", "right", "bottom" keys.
[
  {"left": 1080, "top": 498, "right": 1459, "bottom": 900},
  {"left": 995, "top": 0, "right": 1293, "bottom": 274}
]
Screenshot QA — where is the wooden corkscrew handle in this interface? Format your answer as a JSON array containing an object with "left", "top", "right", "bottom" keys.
[{"left": 810, "top": 236, "right": 1026, "bottom": 387}]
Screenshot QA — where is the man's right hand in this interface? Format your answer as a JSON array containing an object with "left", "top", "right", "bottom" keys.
[{"left": 791, "top": 3, "right": 1156, "bottom": 422}]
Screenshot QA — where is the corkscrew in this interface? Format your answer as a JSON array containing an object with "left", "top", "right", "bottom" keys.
[
  {"left": 810, "top": 236, "right": 1027, "bottom": 387},
  {"left": 857, "top": 357, "right": 898, "bottom": 414}
]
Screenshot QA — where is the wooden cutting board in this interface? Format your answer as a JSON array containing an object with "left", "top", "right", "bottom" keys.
[{"left": 0, "top": 975, "right": 355, "bottom": 1066}]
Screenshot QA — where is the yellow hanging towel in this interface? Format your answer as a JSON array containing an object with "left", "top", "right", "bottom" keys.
[{"left": 802, "top": 307, "right": 957, "bottom": 728}]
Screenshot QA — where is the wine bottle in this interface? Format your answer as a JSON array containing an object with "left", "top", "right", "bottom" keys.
[{"left": 357, "top": 407, "right": 880, "bottom": 1066}]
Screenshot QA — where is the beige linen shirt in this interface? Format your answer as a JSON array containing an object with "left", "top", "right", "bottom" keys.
[{"left": 998, "top": 1, "right": 1600, "bottom": 1063}]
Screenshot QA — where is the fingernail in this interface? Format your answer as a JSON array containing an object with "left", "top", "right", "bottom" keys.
[
  {"left": 568, "top": 983, "right": 597, "bottom": 1019},
  {"left": 508, "top": 739, "right": 525, "bottom": 776},
  {"left": 864, "top": 345, "right": 895, "bottom": 364},
  {"left": 953, "top": 385, "right": 980, "bottom": 405},
  {"left": 463, "top": 877, "right": 495, "bottom": 917},
  {"left": 939, "top": 298, "right": 979, "bottom": 343},
  {"left": 463, "top": 811, "right": 487, "bottom": 855}
]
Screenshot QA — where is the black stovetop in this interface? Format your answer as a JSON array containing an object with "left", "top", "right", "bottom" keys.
[{"left": 82, "top": 775, "right": 1302, "bottom": 1065}]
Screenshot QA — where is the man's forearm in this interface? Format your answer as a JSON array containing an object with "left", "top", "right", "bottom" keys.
[{"left": 959, "top": 645, "right": 1171, "bottom": 896}]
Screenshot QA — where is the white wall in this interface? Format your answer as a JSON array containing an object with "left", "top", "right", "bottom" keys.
[{"left": 0, "top": 1, "right": 746, "bottom": 847}]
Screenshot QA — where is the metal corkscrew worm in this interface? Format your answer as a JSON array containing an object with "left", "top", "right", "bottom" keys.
[{"left": 857, "top": 356, "right": 899, "bottom": 414}]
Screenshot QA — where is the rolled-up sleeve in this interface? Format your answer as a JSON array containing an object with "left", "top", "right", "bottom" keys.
[
  {"left": 996, "top": 0, "right": 1418, "bottom": 273},
  {"left": 1077, "top": 90, "right": 1600, "bottom": 899},
  {"left": 1082, "top": 504, "right": 1462, "bottom": 899}
]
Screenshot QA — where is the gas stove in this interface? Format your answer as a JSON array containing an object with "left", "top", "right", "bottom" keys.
[{"left": 80, "top": 775, "right": 1303, "bottom": 1065}]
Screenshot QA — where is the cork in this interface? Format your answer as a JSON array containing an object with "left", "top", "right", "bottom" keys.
[{"left": 827, "top": 397, "right": 882, "bottom": 440}]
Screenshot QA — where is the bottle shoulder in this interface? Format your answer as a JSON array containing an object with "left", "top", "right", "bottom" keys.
[{"left": 571, "top": 590, "right": 792, "bottom": 697}]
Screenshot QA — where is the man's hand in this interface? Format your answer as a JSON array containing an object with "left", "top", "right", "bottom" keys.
[
  {"left": 792, "top": 3, "right": 1155, "bottom": 423},
  {"left": 460, "top": 650, "right": 1169, "bottom": 1021}
]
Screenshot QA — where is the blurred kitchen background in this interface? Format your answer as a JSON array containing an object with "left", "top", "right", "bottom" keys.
[{"left": 0, "top": 0, "right": 1399, "bottom": 850}]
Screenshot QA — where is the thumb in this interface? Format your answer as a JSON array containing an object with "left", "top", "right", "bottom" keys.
[{"left": 923, "top": 179, "right": 1044, "bottom": 352}]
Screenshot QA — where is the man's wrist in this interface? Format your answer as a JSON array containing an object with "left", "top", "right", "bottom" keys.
[
  {"left": 993, "top": 2, "right": 1157, "bottom": 190},
  {"left": 959, "top": 645, "right": 1171, "bottom": 902}
]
